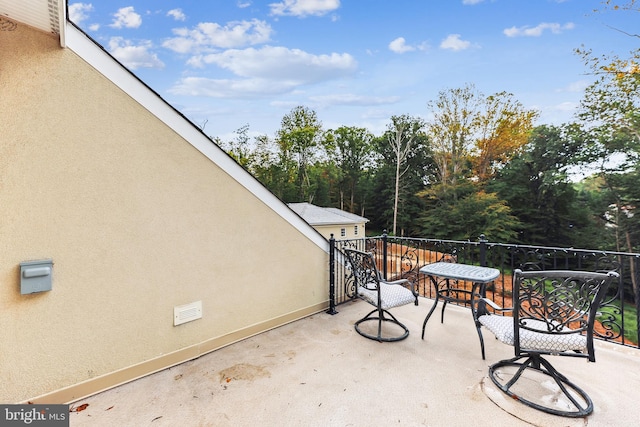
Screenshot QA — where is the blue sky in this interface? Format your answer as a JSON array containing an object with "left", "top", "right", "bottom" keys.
[{"left": 68, "top": 0, "right": 638, "bottom": 141}]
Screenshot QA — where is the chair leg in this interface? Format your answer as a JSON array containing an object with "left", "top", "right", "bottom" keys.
[
  {"left": 488, "top": 355, "right": 593, "bottom": 417},
  {"left": 355, "top": 307, "right": 410, "bottom": 342}
]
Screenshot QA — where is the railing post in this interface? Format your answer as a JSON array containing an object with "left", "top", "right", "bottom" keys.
[
  {"left": 479, "top": 234, "right": 488, "bottom": 267},
  {"left": 327, "top": 234, "right": 338, "bottom": 315},
  {"left": 382, "top": 229, "right": 388, "bottom": 280},
  {"left": 635, "top": 256, "right": 640, "bottom": 346}
]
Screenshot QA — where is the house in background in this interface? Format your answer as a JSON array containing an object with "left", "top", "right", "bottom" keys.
[
  {"left": 0, "top": 1, "right": 329, "bottom": 404},
  {"left": 289, "top": 203, "right": 369, "bottom": 240}
]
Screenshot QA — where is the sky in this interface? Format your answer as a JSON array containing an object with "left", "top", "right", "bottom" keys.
[{"left": 68, "top": 0, "right": 638, "bottom": 141}]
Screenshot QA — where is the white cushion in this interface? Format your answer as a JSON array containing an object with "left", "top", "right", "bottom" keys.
[
  {"left": 478, "top": 314, "right": 587, "bottom": 353},
  {"left": 358, "top": 283, "right": 415, "bottom": 310}
]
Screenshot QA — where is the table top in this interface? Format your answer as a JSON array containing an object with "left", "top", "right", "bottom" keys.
[{"left": 419, "top": 262, "right": 500, "bottom": 283}]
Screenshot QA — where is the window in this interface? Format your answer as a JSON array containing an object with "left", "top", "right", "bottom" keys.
[
  {"left": 354, "top": 225, "right": 359, "bottom": 236},
  {"left": 340, "top": 228, "right": 346, "bottom": 237}
]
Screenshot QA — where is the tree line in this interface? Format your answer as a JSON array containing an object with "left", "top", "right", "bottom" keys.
[{"left": 214, "top": 13, "right": 639, "bottom": 255}]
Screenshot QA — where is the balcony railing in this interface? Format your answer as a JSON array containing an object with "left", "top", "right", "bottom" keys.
[{"left": 328, "top": 232, "right": 640, "bottom": 349}]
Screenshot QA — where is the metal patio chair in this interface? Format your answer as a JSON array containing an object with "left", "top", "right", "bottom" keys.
[
  {"left": 344, "top": 249, "right": 418, "bottom": 342},
  {"left": 478, "top": 269, "right": 618, "bottom": 417}
]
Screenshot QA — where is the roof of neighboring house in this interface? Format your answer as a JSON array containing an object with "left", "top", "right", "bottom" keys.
[
  {"left": 1, "top": 0, "right": 329, "bottom": 252},
  {"left": 288, "top": 203, "right": 369, "bottom": 226}
]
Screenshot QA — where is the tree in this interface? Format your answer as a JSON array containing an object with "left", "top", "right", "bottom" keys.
[
  {"left": 575, "top": 38, "right": 640, "bottom": 292},
  {"left": 220, "top": 124, "right": 252, "bottom": 169},
  {"left": 426, "top": 84, "right": 539, "bottom": 192},
  {"left": 276, "top": 106, "right": 324, "bottom": 203},
  {"left": 473, "top": 92, "right": 539, "bottom": 182},
  {"left": 426, "top": 84, "right": 479, "bottom": 200},
  {"left": 599, "top": 0, "right": 639, "bottom": 14},
  {"left": 382, "top": 115, "right": 426, "bottom": 235},
  {"left": 248, "top": 134, "right": 296, "bottom": 201},
  {"left": 324, "top": 126, "right": 375, "bottom": 214},
  {"left": 576, "top": 47, "right": 640, "bottom": 166},
  {"left": 420, "top": 189, "right": 520, "bottom": 242},
  {"left": 420, "top": 84, "right": 536, "bottom": 241},
  {"left": 488, "top": 125, "right": 596, "bottom": 247}
]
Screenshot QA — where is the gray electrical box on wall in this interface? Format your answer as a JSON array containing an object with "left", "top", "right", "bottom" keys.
[{"left": 20, "top": 259, "right": 53, "bottom": 294}]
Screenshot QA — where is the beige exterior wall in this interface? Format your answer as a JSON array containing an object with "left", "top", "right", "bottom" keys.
[
  {"left": 314, "top": 222, "right": 367, "bottom": 240},
  {"left": 0, "top": 23, "right": 328, "bottom": 403}
]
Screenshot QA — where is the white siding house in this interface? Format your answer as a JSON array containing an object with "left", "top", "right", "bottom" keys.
[{"left": 289, "top": 203, "right": 369, "bottom": 240}]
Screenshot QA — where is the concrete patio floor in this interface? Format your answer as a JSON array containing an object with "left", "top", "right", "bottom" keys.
[{"left": 69, "top": 298, "right": 640, "bottom": 427}]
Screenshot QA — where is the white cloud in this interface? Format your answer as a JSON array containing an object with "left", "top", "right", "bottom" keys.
[
  {"left": 462, "top": 0, "right": 484, "bottom": 4},
  {"left": 169, "top": 77, "right": 298, "bottom": 98},
  {"left": 167, "top": 9, "right": 186, "bottom": 21},
  {"left": 388, "top": 37, "right": 415, "bottom": 54},
  {"left": 189, "top": 46, "right": 356, "bottom": 80},
  {"left": 553, "top": 101, "right": 578, "bottom": 112},
  {"left": 170, "top": 45, "right": 357, "bottom": 98},
  {"left": 107, "top": 37, "right": 164, "bottom": 70},
  {"left": 269, "top": 0, "right": 340, "bottom": 17},
  {"left": 388, "top": 37, "right": 428, "bottom": 54},
  {"left": 68, "top": 3, "right": 93, "bottom": 24},
  {"left": 163, "top": 20, "right": 272, "bottom": 53},
  {"left": 503, "top": 22, "right": 575, "bottom": 37},
  {"left": 309, "top": 93, "right": 400, "bottom": 106},
  {"left": 557, "top": 79, "right": 591, "bottom": 93},
  {"left": 237, "top": 1, "right": 252, "bottom": 8},
  {"left": 440, "top": 34, "right": 472, "bottom": 51},
  {"left": 110, "top": 7, "right": 142, "bottom": 29}
]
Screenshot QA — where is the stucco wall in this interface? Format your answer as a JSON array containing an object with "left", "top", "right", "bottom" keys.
[{"left": 0, "top": 23, "right": 328, "bottom": 403}]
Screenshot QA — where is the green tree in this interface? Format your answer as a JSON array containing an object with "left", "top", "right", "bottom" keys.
[
  {"left": 426, "top": 84, "right": 538, "bottom": 192},
  {"left": 421, "top": 188, "right": 519, "bottom": 242},
  {"left": 222, "top": 124, "right": 252, "bottom": 168},
  {"left": 324, "top": 126, "right": 375, "bottom": 215},
  {"left": 426, "top": 84, "right": 479, "bottom": 200},
  {"left": 276, "top": 106, "right": 324, "bottom": 203},
  {"left": 581, "top": 0, "right": 640, "bottom": 307},
  {"left": 473, "top": 92, "right": 539, "bottom": 183},
  {"left": 488, "top": 125, "right": 595, "bottom": 247},
  {"left": 575, "top": 37, "right": 639, "bottom": 290},
  {"left": 420, "top": 84, "right": 536, "bottom": 241},
  {"left": 379, "top": 115, "right": 427, "bottom": 236},
  {"left": 249, "top": 134, "right": 297, "bottom": 201},
  {"left": 368, "top": 124, "right": 434, "bottom": 236}
]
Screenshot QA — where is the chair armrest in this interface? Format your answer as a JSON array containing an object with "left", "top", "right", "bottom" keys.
[
  {"left": 383, "top": 278, "right": 409, "bottom": 286},
  {"left": 480, "top": 297, "right": 512, "bottom": 312}
]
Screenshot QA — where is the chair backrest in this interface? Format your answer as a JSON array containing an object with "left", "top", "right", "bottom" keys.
[
  {"left": 512, "top": 269, "right": 618, "bottom": 360},
  {"left": 344, "top": 249, "right": 381, "bottom": 291}
]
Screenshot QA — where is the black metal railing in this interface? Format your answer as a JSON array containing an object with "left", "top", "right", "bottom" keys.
[{"left": 328, "top": 232, "right": 640, "bottom": 349}]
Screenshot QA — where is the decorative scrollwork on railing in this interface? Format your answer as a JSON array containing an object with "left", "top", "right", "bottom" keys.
[
  {"left": 331, "top": 235, "right": 638, "bottom": 348},
  {"left": 343, "top": 267, "right": 357, "bottom": 299},
  {"left": 592, "top": 255, "right": 623, "bottom": 340},
  {"left": 594, "top": 255, "right": 621, "bottom": 273},
  {"left": 595, "top": 305, "right": 622, "bottom": 340}
]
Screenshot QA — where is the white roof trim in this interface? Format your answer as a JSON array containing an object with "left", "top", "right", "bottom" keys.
[{"left": 65, "top": 24, "right": 328, "bottom": 251}]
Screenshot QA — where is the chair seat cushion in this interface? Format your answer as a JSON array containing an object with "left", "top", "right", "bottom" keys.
[
  {"left": 358, "top": 283, "right": 415, "bottom": 310},
  {"left": 478, "top": 314, "right": 587, "bottom": 353}
]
